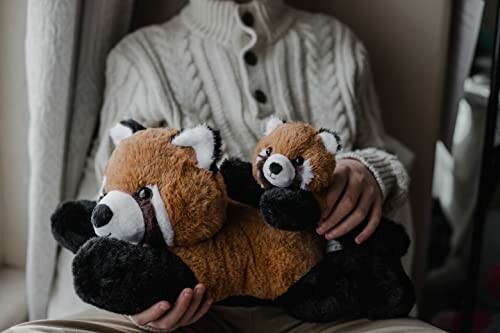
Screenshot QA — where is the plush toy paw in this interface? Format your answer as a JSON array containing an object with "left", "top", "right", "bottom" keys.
[
  {"left": 259, "top": 187, "right": 321, "bottom": 231},
  {"left": 51, "top": 200, "right": 97, "bottom": 253},
  {"left": 220, "top": 158, "right": 264, "bottom": 207},
  {"left": 73, "top": 237, "right": 198, "bottom": 315}
]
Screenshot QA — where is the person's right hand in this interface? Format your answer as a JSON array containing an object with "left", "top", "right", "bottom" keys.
[{"left": 131, "top": 284, "right": 213, "bottom": 331}]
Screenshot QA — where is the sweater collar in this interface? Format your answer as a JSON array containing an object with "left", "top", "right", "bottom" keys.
[{"left": 181, "top": 0, "right": 295, "bottom": 46}]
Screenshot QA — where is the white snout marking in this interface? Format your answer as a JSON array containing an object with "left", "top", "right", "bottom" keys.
[
  {"left": 94, "top": 190, "right": 145, "bottom": 245},
  {"left": 263, "top": 154, "right": 296, "bottom": 188}
]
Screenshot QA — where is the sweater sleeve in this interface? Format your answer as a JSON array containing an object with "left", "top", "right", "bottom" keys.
[{"left": 336, "top": 38, "right": 409, "bottom": 214}]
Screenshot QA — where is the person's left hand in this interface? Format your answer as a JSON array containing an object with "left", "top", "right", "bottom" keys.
[{"left": 316, "top": 159, "right": 383, "bottom": 244}]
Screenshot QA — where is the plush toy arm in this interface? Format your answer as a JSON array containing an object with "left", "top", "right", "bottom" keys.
[
  {"left": 220, "top": 158, "right": 264, "bottom": 207},
  {"left": 51, "top": 200, "right": 97, "bottom": 253},
  {"left": 73, "top": 237, "right": 198, "bottom": 315},
  {"left": 260, "top": 187, "right": 321, "bottom": 231}
]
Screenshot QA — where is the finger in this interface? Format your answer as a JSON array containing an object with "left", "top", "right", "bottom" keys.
[
  {"left": 355, "top": 199, "right": 382, "bottom": 244},
  {"left": 150, "top": 288, "right": 193, "bottom": 330},
  {"left": 326, "top": 190, "right": 373, "bottom": 240},
  {"left": 189, "top": 298, "right": 213, "bottom": 324},
  {"left": 317, "top": 176, "right": 362, "bottom": 235},
  {"left": 178, "top": 284, "right": 206, "bottom": 326},
  {"left": 131, "top": 301, "right": 170, "bottom": 326},
  {"left": 321, "top": 170, "right": 348, "bottom": 219}
]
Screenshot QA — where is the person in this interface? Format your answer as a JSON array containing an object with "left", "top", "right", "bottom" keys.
[{"left": 8, "top": 0, "right": 441, "bottom": 332}]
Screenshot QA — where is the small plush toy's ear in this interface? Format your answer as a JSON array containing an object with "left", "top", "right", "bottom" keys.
[
  {"left": 171, "top": 124, "right": 222, "bottom": 170},
  {"left": 318, "top": 128, "right": 342, "bottom": 155},
  {"left": 264, "top": 116, "right": 286, "bottom": 135},
  {"left": 109, "top": 119, "right": 146, "bottom": 146}
]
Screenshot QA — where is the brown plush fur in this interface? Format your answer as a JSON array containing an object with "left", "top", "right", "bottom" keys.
[
  {"left": 253, "top": 122, "right": 337, "bottom": 208},
  {"left": 103, "top": 128, "right": 324, "bottom": 301}
]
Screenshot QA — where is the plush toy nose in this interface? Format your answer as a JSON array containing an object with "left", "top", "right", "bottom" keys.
[
  {"left": 269, "top": 162, "right": 283, "bottom": 175},
  {"left": 92, "top": 204, "right": 114, "bottom": 228}
]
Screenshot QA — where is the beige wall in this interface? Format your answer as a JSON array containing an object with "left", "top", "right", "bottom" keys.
[{"left": 0, "top": 0, "right": 29, "bottom": 269}]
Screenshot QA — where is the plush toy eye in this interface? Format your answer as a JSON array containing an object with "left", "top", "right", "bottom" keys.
[
  {"left": 293, "top": 156, "right": 304, "bottom": 166},
  {"left": 266, "top": 147, "right": 273, "bottom": 156},
  {"left": 138, "top": 187, "right": 153, "bottom": 200}
]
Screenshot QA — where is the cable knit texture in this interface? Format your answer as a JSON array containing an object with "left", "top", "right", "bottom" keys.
[{"left": 90, "top": 0, "right": 408, "bottom": 215}]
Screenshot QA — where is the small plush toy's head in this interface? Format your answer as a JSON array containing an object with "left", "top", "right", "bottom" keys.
[
  {"left": 253, "top": 118, "right": 341, "bottom": 193},
  {"left": 92, "top": 120, "right": 227, "bottom": 248}
]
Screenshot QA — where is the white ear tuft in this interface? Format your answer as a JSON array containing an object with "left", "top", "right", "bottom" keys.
[
  {"left": 109, "top": 119, "right": 145, "bottom": 146},
  {"left": 264, "top": 116, "right": 286, "bottom": 136},
  {"left": 171, "top": 124, "right": 221, "bottom": 170},
  {"left": 319, "top": 129, "right": 342, "bottom": 155}
]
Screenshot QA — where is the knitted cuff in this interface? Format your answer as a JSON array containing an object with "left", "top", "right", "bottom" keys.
[{"left": 336, "top": 149, "right": 394, "bottom": 201}]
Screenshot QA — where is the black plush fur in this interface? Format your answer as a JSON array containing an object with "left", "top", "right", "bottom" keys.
[
  {"left": 259, "top": 187, "right": 321, "bottom": 231},
  {"left": 220, "top": 158, "right": 264, "bottom": 207},
  {"left": 73, "top": 237, "right": 197, "bottom": 315},
  {"left": 276, "top": 218, "right": 415, "bottom": 322},
  {"left": 51, "top": 200, "right": 97, "bottom": 253}
]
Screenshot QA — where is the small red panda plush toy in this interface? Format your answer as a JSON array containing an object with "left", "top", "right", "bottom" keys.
[{"left": 222, "top": 118, "right": 416, "bottom": 320}]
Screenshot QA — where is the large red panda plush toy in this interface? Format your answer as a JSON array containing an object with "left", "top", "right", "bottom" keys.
[{"left": 51, "top": 119, "right": 414, "bottom": 322}]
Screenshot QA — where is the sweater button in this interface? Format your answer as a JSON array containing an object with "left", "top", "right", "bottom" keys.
[
  {"left": 241, "top": 12, "right": 255, "bottom": 27},
  {"left": 254, "top": 90, "right": 267, "bottom": 104},
  {"left": 244, "top": 51, "right": 258, "bottom": 66}
]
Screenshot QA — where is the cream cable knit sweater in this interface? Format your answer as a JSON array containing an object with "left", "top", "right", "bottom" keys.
[{"left": 89, "top": 0, "right": 408, "bottom": 213}]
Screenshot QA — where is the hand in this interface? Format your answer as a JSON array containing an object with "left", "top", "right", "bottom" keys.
[
  {"left": 316, "top": 159, "right": 382, "bottom": 244},
  {"left": 131, "top": 284, "right": 213, "bottom": 331}
]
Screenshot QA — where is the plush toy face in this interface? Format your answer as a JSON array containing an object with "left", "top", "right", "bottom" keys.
[
  {"left": 253, "top": 119, "right": 341, "bottom": 193},
  {"left": 92, "top": 123, "right": 227, "bottom": 248}
]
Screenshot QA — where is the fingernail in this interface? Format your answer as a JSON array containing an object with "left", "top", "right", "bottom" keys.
[
  {"left": 355, "top": 236, "right": 363, "bottom": 244},
  {"left": 183, "top": 290, "right": 192, "bottom": 297},
  {"left": 159, "top": 302, "right": 169, "bottom": 311},
  {"left": 316, "top": 227, "right": 324, "bottom": 234}
]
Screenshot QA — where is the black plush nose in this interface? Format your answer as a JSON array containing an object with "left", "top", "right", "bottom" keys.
[
  {"left": 91, "top": 204, "right": 113, "bottom": 228},
  {"left": 269, "top": 162, "right": 283, "bottom": 175}
]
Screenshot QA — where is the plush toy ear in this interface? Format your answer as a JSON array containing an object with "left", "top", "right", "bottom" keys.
[
  {"left": 109, "top": 119, "right": 146, "bottom": 146},
  {"left": 264, "top": 116, "right": 286, "bottom": 135},
  {"left": 318, "top": 128, "right": 342, "bottom": 155},
  {"left": 171, "top": 124, "right": 222, "bottom": 170}
]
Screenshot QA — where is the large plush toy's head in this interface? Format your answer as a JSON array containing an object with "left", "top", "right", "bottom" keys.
[
  {"left": 91, "top": 120, "right": 227, "bottom": 248},
  {"left": 253, "top": 118, "right": 342, "bottom": 194}
]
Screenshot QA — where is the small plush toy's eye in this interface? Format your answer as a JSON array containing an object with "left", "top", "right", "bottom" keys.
[
  {"left": 293, "top": 156, "right": 304, "bottom": 166},
  {"left": 138, "top": 187, "right": 153, "bottom": 200},
  {"left": 266, "top": 147, "right": 273, "bottom": 156}
]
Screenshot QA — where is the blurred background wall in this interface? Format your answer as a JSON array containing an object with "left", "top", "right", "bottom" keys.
[{"left": 0, "top": 0, "right": 29, "bottom": 270}]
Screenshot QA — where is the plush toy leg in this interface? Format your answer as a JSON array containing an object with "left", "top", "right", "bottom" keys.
[
  {"left": 73, "top": 237, "right": 198, "bottom": 315},
  {"left": 359, "top": 219, "right": 415, "bottom": 319},
  {"left": 277, "top": 250, "right": 364, "bottom": 322},
  {"left": 363, "top": 259, "right": 415, "bottom": 319},
  {"left": 260, "top": 187, "right": 321, "bottom": 231},
  {"left": 220, "top": 158, "right": 264, "bottom": 207},
  {"left": 51, "top": 200, "right": 97, "bottom": 253}
]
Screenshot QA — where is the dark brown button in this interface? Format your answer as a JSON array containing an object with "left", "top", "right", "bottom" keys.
[
  {"left": 244, "top": 51, "right": 258, "bottom": 66},
  {"left": 254, "top": 90, "right": 267, "bottom": 104},
  {"left": 241, "top": 11, "right": 254, "bottom": 27}
]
